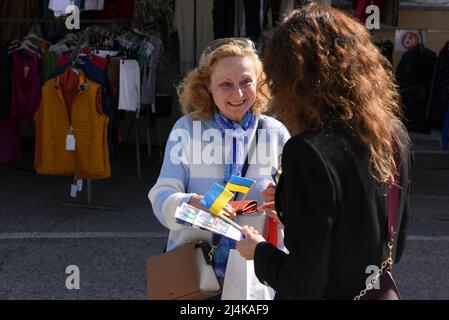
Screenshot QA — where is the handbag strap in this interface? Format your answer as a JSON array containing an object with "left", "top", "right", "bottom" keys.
[
  {"left": 354, "top": 151, "right": 401, "bottom": 300},
  {"left": 233, "top": 117, "right": 264, "bottom": 201},
  {"left": 241, "top": 117, "right": 264, "bottom": 178},
  {"left": 388, "top": 155, "right": 400, "bottom": 245}
]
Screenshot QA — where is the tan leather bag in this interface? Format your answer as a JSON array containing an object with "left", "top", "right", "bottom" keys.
[{"left": 146, "top": 242, "right": 221, "bottom": 300}]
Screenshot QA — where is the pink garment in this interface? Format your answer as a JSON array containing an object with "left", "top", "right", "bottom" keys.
[
  {"left": 10, "top": 50, "right": 41, "bottom": 120},
  {"left": 0, "top": 118, "right": 21, "bottom": 164}
]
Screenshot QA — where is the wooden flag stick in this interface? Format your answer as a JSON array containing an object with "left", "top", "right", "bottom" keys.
[
  {"left": 214, "top": 211, "right": 243, "bottom": 231},
  {"left": 234, "top": 181, "right": 256, "bottom": 213}
]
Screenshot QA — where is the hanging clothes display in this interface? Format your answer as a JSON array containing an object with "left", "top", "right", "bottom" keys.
[
  {"left": 10, "top": 50, "right": 42, "bottom": 121},
  {"left": 234, "top": 0, "right": 246, "bottom": 38},
  {"left": 213, "top": 0, "right": 236, "bottom": 39},
  {"left": 232, "top": 0, "right": 264, "bottom": 39},
  {"left": 213, "top": 0, "right": 265, "bottom": 40},
  {"left": 140, "top": 35, "right": 162, "bottom": 107},
  {"left": 263, "top": 0, "right": 282, "bottom": 29},
  {"left": 1, "top": 18, "right": 160, "bottom": 171},
  {"left": 35, "top": 25, "right": 162, "bottom": 160},
  {"left": 42, "top": 51, "right": 60, "bottom": 82},
  {"left": 427, "top": 42, "right": 449, "bottom": 128},
  {"left": 396, "top": 45, "right": 437, "bottom": 134},
  {"left": 243, "top": 0, "right": 262, "bottom": 40},
  {"left": 175, "top": 0, "right": 214, "bottom": 73},
  {"left": 1, "top": 34, "right": 49, "bottom": 164},
  {"left": 380, "top": 0, "right": 400, "bottom": 27},
  {"left": 106, "top": 57, "right": 121, "bottom": 156},
  {"left": 133, "top": 1, "right": 174, "bottom": 70},
  {"left": 118, "top": 59, "right": 141, "bottom": 112}
]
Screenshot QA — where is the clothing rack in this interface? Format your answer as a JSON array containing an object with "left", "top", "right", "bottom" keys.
[
  {"left": 6, "top": 15, "right": 156, "bottom": 204},
  {"left": 60, "top": 179, "right": 121, "bottom": 211},
  {"left": 56, "top": 28, "right": 121, "bottom": 212},
  {"left": 125, "top": 108, "right": 144, "bottom": 179},
  {"left": 125, "top": 104, "right": 166, "bottom": 178}
]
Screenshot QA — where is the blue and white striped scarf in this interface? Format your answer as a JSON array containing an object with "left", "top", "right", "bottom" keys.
[
  {"left": 211, "top": 109, "right": 256, "bottom": 184},
  {"left": 210, "top": 108, "right": 257, "bottom": 278}
]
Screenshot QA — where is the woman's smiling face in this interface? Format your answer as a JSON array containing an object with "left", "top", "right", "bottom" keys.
[{"left": 208, "top": 56, "right": 257, "bottom": 122}]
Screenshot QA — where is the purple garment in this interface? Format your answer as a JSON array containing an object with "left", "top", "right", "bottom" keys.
[
  {"left": 0, "top": 118, "right": 21, "bottom": 164},
  {"left": 10, "top": 50, "right": 41, "bottom": 120}
]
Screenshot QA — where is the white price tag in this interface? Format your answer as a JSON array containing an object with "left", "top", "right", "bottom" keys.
[
  {"left": 24, "top": 66, "right": 30, "bottom": 78},
  {"left": 66, "top": 134, "right": 76, "bottom": 151},
  {"left": 70, "top": 184, "right": 78, "bottom": 198},
  {"left": 76, "top": 179, "right": 83, "bottom": 191}
]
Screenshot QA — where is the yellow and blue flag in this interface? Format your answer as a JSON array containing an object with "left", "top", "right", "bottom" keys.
[
  {"left": 225, "top": 175, "right": 256, "bottom": 194},
  {"left": 199, "top": 183, "right": 234, "bottom": 215}
]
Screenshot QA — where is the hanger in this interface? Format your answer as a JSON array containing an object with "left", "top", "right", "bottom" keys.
[
  {"left": 132, "top": 27, "right": 150, "bottom": 40},
  {"left": 25, "top": 32, "right": 51, "bottom": 45},
  {"left": 22, "top": 39, "right": 39, "bottom": 50},
  {"left": 8, "top": 39, "right": 38, "bottom": 54},
  {"left": 7, "top": 42, "right": 20, "bottom": 51},
  {"left": 49, "top": 42, "right": 70, "bottom": 54}
]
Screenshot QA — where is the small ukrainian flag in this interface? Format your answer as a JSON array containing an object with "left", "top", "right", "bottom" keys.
[
  {"left": 225, "top": 175, "right": 256, "bottom": 194},
  {"left": 199, "top": 183, "right": 234, "bottom": 215}
]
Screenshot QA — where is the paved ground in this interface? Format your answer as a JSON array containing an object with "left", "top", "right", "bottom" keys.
[
  {"left": 0, "top": 142, "right": 168, "bottom": 300},
  {"left": 394, "top": 169, "right": 449, "bottom": 300},
  {"left": 0, "top": 138, "right": 448, "bottom": 300}
]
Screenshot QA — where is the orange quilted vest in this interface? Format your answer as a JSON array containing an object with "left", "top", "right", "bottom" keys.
[{"left": 35, "top": 69, "right": 110, "bottom": 179}]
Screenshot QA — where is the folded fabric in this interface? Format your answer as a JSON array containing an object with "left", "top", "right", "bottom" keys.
[{"left": 229, "top": 200, "right": 258, "bottom": 215}]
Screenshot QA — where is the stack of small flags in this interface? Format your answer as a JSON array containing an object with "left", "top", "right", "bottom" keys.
[
  {"left": 225, "top": 176, "right": 255, "bottom": 195},
  {"left": 199, "top": 183, "right": 234, "bottom": 216}
]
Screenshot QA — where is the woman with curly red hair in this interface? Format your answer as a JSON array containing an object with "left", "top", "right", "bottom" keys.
[
  {"left": 237, "top": 4, "right": 414, "bottom": 299},
  {"left": 149, "top": 38, "right": 290, "bottom": 299}
]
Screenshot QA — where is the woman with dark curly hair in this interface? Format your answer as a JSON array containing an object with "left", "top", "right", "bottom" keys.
[{"left": 237, "top": 4, "right": 414, "bottom": 299}]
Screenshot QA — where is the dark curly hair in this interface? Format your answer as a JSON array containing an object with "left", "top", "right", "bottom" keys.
[{"left": 263, "top": 4, "right": 406, "bottom": 184}]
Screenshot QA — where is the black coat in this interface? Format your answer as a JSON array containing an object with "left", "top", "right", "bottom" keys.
[
  {"left": 254, "top": 128, "right": 413, "bottom": 299},
  {"left": 427, "top": 41, "right": 449, "bottom": 127},
  {"left": 396, "top": 45, "right": 437, "bottom": 133}
]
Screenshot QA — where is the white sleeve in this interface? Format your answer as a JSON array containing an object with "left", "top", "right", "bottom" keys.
[
  {"left": 148, "top": 117, "right": 198, "bottom": 231},
  {"left": 149, "top": 178, "right": 197, "bottom": 231}
]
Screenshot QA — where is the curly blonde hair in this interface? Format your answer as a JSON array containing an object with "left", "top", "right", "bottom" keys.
[
  {"left": 177, "top": 42, "right": 270, "bottom": 120},
  {"left": 263, "top": 4, "right": 407, "bottom": 184}
]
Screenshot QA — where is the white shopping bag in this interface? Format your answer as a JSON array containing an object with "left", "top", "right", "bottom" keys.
[
  {"left": 235, "top": 211, "right": 266, "bottom": 235},
  {"left": 221, "top": 249, "right": 275, "bottom": 300}
]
